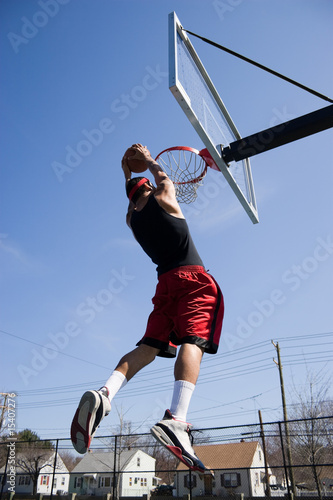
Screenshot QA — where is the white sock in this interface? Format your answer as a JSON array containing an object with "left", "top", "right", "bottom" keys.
[
  {"left": 170, "top": 380, "right": 195, "bottom": 422},
  {"left": 102, "top": 370, "right": 127, "bottom": 401}
]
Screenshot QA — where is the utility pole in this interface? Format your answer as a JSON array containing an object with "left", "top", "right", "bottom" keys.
[
  {"left": 0, "top": 394, "right": 8, "bottom": 432},
  {"left": 272, "top": 341, "right": 296, "bottom": 498}
]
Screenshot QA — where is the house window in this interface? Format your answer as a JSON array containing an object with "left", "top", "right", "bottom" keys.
[
  {"left": 137, "top": 457, "right": 141, "bottom": 467},
  {"left": 19, "top": 475, "right": 30, "bottom": 486},
  {"left": 184, "top": 474, "right": 197, "bottom": 488},
  {"left": 152, "top": 478, "right": 157, "bottom": 486},
  {"left": 141, "top": 478, "right": 144, "bottom": 487},
  {"left": 129, "top": 477, "right": 132, "bottom": 486},
  {"left": 99, "top": 476, "right": 111, "bottom": 488},
  {"left": 74, "top": 477, "right": 82, "bottom": 489},
  {"left": 40, "top": 475, "right": 49, "bottom": 486},
  {"left": 61, "top": 477, "right": 65, "bottom": 486},
  {"left": 221, "top": 473, "right": 240, "bottom": 488}
]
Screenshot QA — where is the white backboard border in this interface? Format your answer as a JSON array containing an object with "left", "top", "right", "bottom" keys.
[{"left": 168, "top": 11, "right": 259, "bottom": 224}]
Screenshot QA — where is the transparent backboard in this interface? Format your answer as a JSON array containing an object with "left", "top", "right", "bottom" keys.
[{"left": 169, "top": 12, "right": 259, "bottom": 224}]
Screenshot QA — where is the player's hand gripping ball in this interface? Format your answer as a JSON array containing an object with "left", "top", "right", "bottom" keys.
[{"left": 124, "top": 147, "right": 148, "bottom": 173}]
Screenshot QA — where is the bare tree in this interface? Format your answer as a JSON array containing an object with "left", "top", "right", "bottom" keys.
[
  {"left": 16, "top": 447, "right": 54, "bottom": 495},
  {"left": 287, "top": 368, "right": 332, "bottom": 497},
  {"left": 2, "top": 430, "right": 55, "bottom": 495},
  {"left": 59, "top": 450, "right": 81, "bottom": 472}
]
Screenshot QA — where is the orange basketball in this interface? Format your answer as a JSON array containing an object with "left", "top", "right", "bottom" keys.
[{"left": 125, "top": 148, "right": 147, "bottom": 173}]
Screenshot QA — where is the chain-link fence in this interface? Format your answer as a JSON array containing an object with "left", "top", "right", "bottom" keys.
[{"left": 1, "top": 416, "right": 332, "bottom": 500}]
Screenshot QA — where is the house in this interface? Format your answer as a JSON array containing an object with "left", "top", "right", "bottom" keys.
[
  {"left": 174, "top": 441, "right": 276, "bottom": 497},
  {"left": 0, "top": 451, "right": 69, "bottom": 495},
  {"left": 69, "top": 449, "right": 159, "bottom": 497}
]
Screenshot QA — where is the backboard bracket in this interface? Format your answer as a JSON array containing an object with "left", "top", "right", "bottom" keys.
[{"left": 222, "top": 104, "right": 333, "bottom": 163}]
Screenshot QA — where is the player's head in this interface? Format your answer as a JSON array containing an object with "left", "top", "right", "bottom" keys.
[{"left": 126, "top": 177, "right": 153, "bottom": 205}]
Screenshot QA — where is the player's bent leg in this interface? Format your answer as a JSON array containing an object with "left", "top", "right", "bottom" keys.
[
  {"left": 71, "top": 389, "right": 111, "bottom": 454},
  {"left": 71, "top": 345, "right": 159, "bottom": 453},
  {"left": 115, "top": 344, "right": 160, "bottom": 381}
]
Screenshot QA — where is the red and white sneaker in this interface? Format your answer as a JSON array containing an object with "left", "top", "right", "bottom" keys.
[
  {"left": 151, "top": 410, "right": 208, "bottom": 473},
  {"left": 70, "top": 389, "right": 111, "bottom": 454}
]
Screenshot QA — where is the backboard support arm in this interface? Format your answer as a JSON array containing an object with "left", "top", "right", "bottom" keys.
[{"left": 221, "top": 104, "right": 333, "bottom": 163}]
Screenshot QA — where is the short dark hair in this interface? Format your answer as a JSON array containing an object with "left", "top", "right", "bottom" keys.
[{"left": 126, "top": 177, "right": 149, "bottom": 205}]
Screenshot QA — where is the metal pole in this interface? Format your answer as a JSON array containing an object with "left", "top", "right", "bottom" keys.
[
  {"left": 258, "top": 410, "right": 271, "bottom": 497},
  {"left": 50, "top": 439, "right": 58, "bottom": 500},
  {"left": 222, "top": 104, "right": 333, "bottom": 163},
  {"left": 0, "top": 447, "right": 10, "bottom": 500},
  {"left": 189, "top": 468, "right": 192, "bottom": 500},
  {"left": 112, "top": 435, "right": 117, "bottom": 500},
  {"left": 278, "top": 421, "right": 291, "bottom": 500}
]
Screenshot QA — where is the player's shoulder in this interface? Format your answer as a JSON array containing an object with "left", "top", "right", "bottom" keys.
[{"left": 153, "top": 191, "right": 183, "bottom": 218}]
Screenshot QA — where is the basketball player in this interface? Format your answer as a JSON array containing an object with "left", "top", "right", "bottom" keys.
[{"left": 71, "top": 144, "right": 224, "bottom": 472}]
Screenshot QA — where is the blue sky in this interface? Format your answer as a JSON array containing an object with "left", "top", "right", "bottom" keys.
[{"left": 1, "top": 0, "right": 332, "bottom": 444}]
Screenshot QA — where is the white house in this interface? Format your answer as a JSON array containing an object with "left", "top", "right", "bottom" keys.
[
  {"left": 174, "top": 441, "right": 276, "bottom": 497},
  {"left": 0, "top": 451, "right": 69, "bottom": 495},
  {"left": 69, "top": 449, "right": 159, "bottom": 497}
]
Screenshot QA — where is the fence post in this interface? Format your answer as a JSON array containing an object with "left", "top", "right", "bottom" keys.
[
  {"left": 50, "top": 438, "right": 58, "bottom": 500},
  {"left": 112, "top": 435, "right": 117, "bottom": 500},
  {"left": 189, "top": 468, "right": 192, "bottom": 500},
  {"left": 0, "top": 447, "right": 10, "bottom": 500},
  {"left": 259, "top": 410, "right": 271, "bottom": 497},
  {"left": 278, "top": 421, "right": 292, "bottom": 500}
]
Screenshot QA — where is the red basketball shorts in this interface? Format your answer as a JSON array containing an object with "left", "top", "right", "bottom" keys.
[{"left": 137, "top": 266, "right": 224, "bottom": 358}]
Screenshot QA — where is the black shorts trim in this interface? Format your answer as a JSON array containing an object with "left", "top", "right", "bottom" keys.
[
  {"left": 136, "top": 337, "right": 177, "bottom": 358},
  {"left": 170, "top": 333, "right": 219, "bottom": 354}
]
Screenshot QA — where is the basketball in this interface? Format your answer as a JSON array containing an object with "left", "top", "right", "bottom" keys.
[{"left": 125, "top": 148, "right": 147, "bottom": 173}]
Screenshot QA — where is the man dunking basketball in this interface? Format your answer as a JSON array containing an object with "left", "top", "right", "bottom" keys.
[{"left": 70, "top": 143, "right": 224, "bottom": 472}]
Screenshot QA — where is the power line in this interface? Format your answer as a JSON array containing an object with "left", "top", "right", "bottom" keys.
[
  {"left": 0, "top": 329, "right": 111, "bottom": 370},
  {"left": 15, "top": 354, "right": 332, "bottom": 410},
  {"left": 6, "top": 331, "right": 332, "bottom": 397}
]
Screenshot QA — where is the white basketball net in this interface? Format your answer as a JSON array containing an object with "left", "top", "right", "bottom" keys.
[{"left": 156, "top": 148, "right": 207, "bottom": 204}]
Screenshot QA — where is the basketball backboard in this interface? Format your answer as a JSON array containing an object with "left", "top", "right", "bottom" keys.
[{"left": 168, "top": 12, "right": 259, "bottom": 224}]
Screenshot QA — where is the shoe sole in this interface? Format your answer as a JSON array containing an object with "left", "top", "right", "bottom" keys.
[
  {"left": 151, "top": 424, "right": 205, "bottom": 473},
  {"left": 71, "top": 391, "right": 100, "bottom": 454}
]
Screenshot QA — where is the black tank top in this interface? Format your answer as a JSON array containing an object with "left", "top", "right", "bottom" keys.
[{"left": 130, "top": 195, "right": 204, "bottom": 276}]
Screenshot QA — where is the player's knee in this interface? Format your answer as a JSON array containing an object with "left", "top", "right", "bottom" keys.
[{"left": 138, "top": 343, "right": 160, "bottom": 362}]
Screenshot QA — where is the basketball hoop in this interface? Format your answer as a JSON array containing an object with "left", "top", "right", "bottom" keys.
[{"left": 155, "top": 146, "right": 219, "bottom": 203}]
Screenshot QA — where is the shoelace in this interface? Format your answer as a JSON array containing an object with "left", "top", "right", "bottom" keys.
[{"left": 187, "top": 427, "right": 205, "bottom": 448}]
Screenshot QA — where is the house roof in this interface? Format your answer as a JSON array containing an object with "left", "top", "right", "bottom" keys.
[
  {"left": 71, "top": 449, "right": 150, "bottom": 474},
  {"left": 0, "top": 451, "right": 66, "bottom": 474},
  {"left": 176, "top": 441, "right": 260, "bottom": 471}
]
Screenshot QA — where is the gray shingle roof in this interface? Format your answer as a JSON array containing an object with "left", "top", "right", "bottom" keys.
[{"left": 71, "top": 450, "right": 139, "bottom": 474}]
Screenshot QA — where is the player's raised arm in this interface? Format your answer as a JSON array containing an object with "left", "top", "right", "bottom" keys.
[
  {"left": 121, "top": 154, "right": 132, "bottom": 186},
  {"left": 125, "top": 144, "right": 168, "bottom": 186},
  {"left": 125, "top": 144, "right": 181, "bottom": 216}
]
